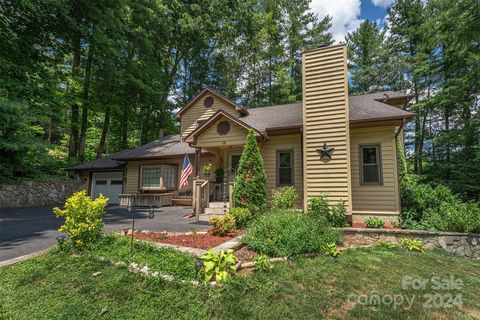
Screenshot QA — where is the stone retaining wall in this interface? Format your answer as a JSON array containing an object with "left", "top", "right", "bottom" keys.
[
  {"left": 0, "top": 180, "right": 85, "bottom": 208},
  {"left": 341, "top": 228, "right": 480, "bottom": 260}
]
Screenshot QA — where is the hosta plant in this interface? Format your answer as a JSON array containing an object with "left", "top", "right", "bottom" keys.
[
  {"left": 321, "top": 242, "right": 340, "bottom": 257},
  {"left": 401, "top": 237, "right": 424, "bottom": 252},
  {"left": 253, "top": 254, "right": 272, "bottom": 272},
  {"left": 201, "top": 249, "right": 237, "bottom": 284}
]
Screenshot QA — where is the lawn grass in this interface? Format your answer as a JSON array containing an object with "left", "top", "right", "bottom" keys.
[
  {"left": 87, "top": 235, "right": 197, "bottom": 280},
  {"left": 0, "top": 244, "right": 479, "bottom": 319}
]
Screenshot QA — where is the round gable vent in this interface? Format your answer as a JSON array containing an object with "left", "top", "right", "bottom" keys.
[
  {"left": 204, "top": 96, "right": 214, "bottom": 107},
  {"left": 217, "top": 121, "right": 231, "bottom": 135}
]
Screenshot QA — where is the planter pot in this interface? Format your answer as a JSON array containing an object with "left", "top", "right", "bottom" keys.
[{"left": 204, "top": 172, "right": 210, "bottom": 180}]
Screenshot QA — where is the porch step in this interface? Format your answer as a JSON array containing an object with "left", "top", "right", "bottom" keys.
[
  {"left": 208, "top": 202, "right": 230, "bottom": 209},
  {"left": 204, "top": 207, "right": 229, "bottom": 215},
  {"left": 198, "top": 213, "right": 225, "bottom": 222},
  {"left": 172, "top": 196, "right": 192, "bottom": 206}
]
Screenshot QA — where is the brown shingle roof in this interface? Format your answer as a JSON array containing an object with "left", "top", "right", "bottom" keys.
[
  {"left": 238, "top": 91, "right": 413, "bottom": 130},
  {"left": 111, "top": 134, "right": 208, "bottom": 161},
  {"left": 70, "top": 149, "right": 130, "bottom": 170},
  {"left": 74, "top": 91, "right": 414, "bottom": 169}
]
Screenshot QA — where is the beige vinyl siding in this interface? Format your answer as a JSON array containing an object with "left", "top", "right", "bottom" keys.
[
  {"left": 195, "top": 119, "right": 248, "bottom": 148},
  {"left": 260, "top": 134, "right": 303, "bottom": 208},
  {"left": 180, "top": 93, "right": 240, "bottom": 139},
  {"left": 350, "top": 126, "right": 400, "bottom": 215},
  {"left": 124, "top": 156, "right": 214, "bottom": 193},
  {"left": 302, "top": 45, "right": 352, "bottom": 211}
]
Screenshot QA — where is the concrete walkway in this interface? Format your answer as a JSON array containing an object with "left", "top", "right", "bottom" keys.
[{"left": 0, "top": 205, "right": 209, "bottom": 262}]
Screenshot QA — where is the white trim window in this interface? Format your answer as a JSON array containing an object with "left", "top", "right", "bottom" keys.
[
  {"left": 140, "top": 165, "right": 178, "bottom": 190},
  {"left": 360, "top": 145, "right": 382, "bottom": 185}
]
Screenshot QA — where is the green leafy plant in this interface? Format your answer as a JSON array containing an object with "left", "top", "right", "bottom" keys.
[
  {"left": 330, "top": 201, "right": 347, "bottom": 227},
  {"left": 365, "top": 217, "right": 385, "bottom": 228},
  {"left": 378, "top": 241, "right": 399, "bottom": 250},
  {"left": 200, "top": 249, "right": 237, "bottom": 284},
  {"left": 203, "top": 163, "right": 212, "bottom": 174},
  {"left": 232, "top": 129, "right": 267, "bottom": 215},
  {"left": 307, "top": 195, "right": 330, "bottom": 220},
  {"left": 321, "top": 242, "right": 340, "bottom": 257},
  {"left": 53, "top": 191, "right": 108, "bottom": 249},
  {"left": 209, "top": 214, "right": 236, "bottom": 236},
  {"left": 190, "top": 227, "right": 198, "bottom": 234},
  {"left": 271, "top": 186, "right": 298, "bottom": 209},
  {"left": 253, "top": 254, "right": 272, "bottom": 271},
  {"left": 307, "top": 195, "right": 346, "bottom": 227},
  {"left": 401, "top": 237, "right": 424, "bottom": 252},
  {"left": 228, "top": 208, "right": 252, "bottom": 229},
  {"left": 244, "top": 210, "right": 341, "bottom": 256}
]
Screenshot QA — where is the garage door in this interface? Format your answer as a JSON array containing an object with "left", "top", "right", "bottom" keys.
[{"left": 91, "top": 172, "right": 123, "bottom": 204}]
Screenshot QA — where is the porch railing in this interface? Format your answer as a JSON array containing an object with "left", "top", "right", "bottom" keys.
[
  {"left": 119, "top": 193, "right": 174, "bottom": 208},
  {"left": 192, "top": 179, "right": 209, "bottom": 217}
]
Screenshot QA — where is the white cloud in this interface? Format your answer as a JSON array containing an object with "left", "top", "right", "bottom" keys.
[
  {"left": 371, "top": 0, "right": 395, "bottom": 7},
  {"left": 310, "top": 0, "right": 363, "bottom": 43}
]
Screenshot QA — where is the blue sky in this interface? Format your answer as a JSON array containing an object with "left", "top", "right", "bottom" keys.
[{"left": 310, "top": 0, "right": 393, "bottom": 42}]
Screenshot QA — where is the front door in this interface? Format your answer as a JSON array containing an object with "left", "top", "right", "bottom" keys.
[{"left": 227, "top": 151, "right": 242, "bottom": 183}]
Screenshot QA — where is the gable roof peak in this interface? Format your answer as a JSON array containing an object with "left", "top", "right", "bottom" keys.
[{"left": 175, "top": 87, "right": 249, "bottom": 119}]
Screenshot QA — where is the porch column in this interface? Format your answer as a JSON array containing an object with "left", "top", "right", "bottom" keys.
[{"left": 195, "top": 147, "right": 201, "bottom": 177}]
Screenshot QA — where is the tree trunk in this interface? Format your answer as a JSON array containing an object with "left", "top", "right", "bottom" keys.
[
  {"left": 120, "top": 105, "right": 128, "bottom": 150},
  {"left": 78, "top": 41, "right": 94, "bottom": 161},
  {"left": 68, "top": 36, "right": 81, "bottom": 158},
  {"left": 96, "top": 105, "right": 110, "bottom": 158}
]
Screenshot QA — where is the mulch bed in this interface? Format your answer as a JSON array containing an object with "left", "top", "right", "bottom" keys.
[
  {"left": 133, "top": 230, "right": 244, "bottom": 250},
  {"left": 234, "top": 246, "right": 256, "bottom": 262}
]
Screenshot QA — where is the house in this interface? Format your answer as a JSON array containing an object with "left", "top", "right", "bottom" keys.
[{"left": 72, "top": 44, "right": 414, "bottom": 223}]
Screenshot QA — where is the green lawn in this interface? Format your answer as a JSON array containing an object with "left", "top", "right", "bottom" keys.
[{"left": 0, "top": 244, "right": 479, "bottom": 319}]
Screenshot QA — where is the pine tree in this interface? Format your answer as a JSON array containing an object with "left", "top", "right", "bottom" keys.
[
  {"left": 232, "top": 129, "right": 267, "bottom": 214},
  {"left": 345, "top": 20, "right": 386, "bottom": 94}
]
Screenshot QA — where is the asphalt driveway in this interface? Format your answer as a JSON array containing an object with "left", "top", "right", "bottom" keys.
[{"left": 0, "top": 205, "right": 208, "bottom": 262}]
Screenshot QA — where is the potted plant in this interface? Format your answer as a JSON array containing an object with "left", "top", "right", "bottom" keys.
[
  {"left": 215, "top": 168, "right": 225, "bottom": 183},
  {"left": 203, "top": 163, "right": 212, "bottom": 180}
]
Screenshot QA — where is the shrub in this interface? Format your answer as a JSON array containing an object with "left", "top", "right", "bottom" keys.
[
  {"left": 400, "top": 174, "right": 480, "bottom": 233},
  {"left": 244, "top": 210, "right": 341, "bottom": 256},
  {"left": 209, "top": 214, "right": 236, "bottom": 236},
  {"left": 423, "top": 202, "right": 480, "bottom": 233},
  {"left": 321, "top": 242, "right": 340, "bottom": 257},
  {"left": 330, "top": 201, "right": 347, "bottom": 227},
  {"left": 401, "top": 238, "right": 424, "bottom": 252},
  {"left": 271, "top": 186, "right": 298, "bottom": 210},
  {"left": 253, "top": 254, "right": 272, "bottom": 271},
  {"left": 307, "top": 195, "right": 329, "bottom": 220},
  {"left": 228, "top": 208, "right": 252, "bottom": 229},
  {"left": 201, "top": 249, "right": 237, "bottom": 284},
  {"left": 365, "top": 217, "right": 385, "bottom": 229},
  {"left": 308, "top": 195, "right": 346, "bottom": 227},
  {"left": 232, "top": 129, "right": 267, "bottom": 215},
  {"left": 53, "top": 191, "right": 108, "bottom": 249}
]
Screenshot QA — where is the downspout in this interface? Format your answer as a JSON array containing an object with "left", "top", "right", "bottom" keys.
[
  {"left": 300, "top": 127, "right": 304, "bottom": 211},
  {"left": 395, "top": 117, "right": 406, "bottom": 218}
]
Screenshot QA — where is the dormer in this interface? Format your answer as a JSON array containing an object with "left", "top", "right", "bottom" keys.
[{"left": 175, "top": 88, "right": 249, "bottom": 139}]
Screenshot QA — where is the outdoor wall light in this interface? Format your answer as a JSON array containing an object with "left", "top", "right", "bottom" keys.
[
  {"left": 56, "top": 235, "right": 66, "bottom": 250},
  {"left": 195, "top": 259, "right": 204, "bottom": 279},
  {"left": 148, "top": 207, "right": 155, "bottom": 219}
]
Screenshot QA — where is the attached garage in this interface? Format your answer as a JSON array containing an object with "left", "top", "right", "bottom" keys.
[{"left": 90, "top": 171, "right": 124, "bottom": 204}]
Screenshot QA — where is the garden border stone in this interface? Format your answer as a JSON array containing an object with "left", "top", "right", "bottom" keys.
[{"left": 341, "top": 227, "right": 480, "bottom": 259}]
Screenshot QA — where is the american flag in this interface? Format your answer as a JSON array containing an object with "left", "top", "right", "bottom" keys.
[{"left": 180, "top": 154, "right": 193, "bottom": 188}]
